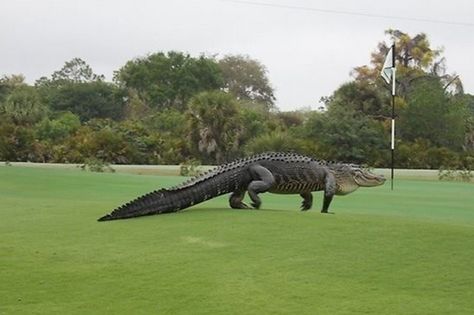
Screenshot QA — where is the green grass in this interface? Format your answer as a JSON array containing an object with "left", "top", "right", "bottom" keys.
[{"left": 1, "top": 166, "right": 473, "bottom": 314}]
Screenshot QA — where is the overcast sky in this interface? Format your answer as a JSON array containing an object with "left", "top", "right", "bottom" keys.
[{"left": 1, "top": 0, "right": 473, "bottom": 111}]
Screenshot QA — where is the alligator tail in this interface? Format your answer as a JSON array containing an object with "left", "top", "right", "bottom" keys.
[{"left": 97, "top": 171, "right": 239, "bottom": 221}]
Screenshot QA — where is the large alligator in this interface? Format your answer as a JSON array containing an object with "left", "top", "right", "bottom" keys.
[{"left": 98, "top": 152, "right": 385, "bottom": 221}]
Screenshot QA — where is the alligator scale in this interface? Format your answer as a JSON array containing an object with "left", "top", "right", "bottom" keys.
[{"left": 98, "top": 152, "right": 385, "bottom": 221}]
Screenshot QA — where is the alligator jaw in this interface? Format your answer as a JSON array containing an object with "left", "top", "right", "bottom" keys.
[{"left": 355, "top": 172, "right": 386, "bottom": 187}]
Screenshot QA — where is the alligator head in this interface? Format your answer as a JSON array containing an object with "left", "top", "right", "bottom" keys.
[{"left": 331, "top": 164, "right": 386, "bottom": 195}]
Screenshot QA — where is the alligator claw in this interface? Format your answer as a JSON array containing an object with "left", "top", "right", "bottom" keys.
[
  {"left": 251, "top": 202, "right": 261, "bottom": 209},
  {"left": 300, "top": 202, "right": 312, "bottom": 211},
  {"left": 241, "top": 202, "right": 251, "bottom": 209},
  {"left": 232, "top": 202, "right": 251, "bottom": 209}
]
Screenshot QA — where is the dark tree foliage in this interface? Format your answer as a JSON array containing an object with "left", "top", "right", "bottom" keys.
[
  {"left": 36, "top": 112, "right": 81, "bottom": 142},
  {"left": 0, "top": 85, "right": 47, "bottom": 125},
  {"left": 304, "top": 108, "right": 386, "bottom": 165},
  {"left": 399, "top": 77, "right": 467, "bottom": 150},
  {"left": 0, "top": 74, "right": 26, "bottom": 104},
  {"left": 0, "top": 115, "right": 36, "bottom": 161},
  {"left": 51, "top": 57, "right": 105, "bottom": 83},
  {"left": 218, "top": 55, "right": 276, "bottom": 110},
  {"left": 0, "top": 35, "right": 473, "bottom": 170},
  {"left": 462, "top": 94, "right": 474, "bottom": 151},
  {"left": 186, "top": 90, "right": 243, "bottom": 164},
  {"left": 36, "top": 58, "right": 105, "bottom": 87},
  {"left": 49, "top": 82, "right": 126, "bottom": 122},
  {"left": 244, "top": 130, "right": 316, "bottom": 156},
  {"left": 115, "top": 52, "right": 223, "bottom": 111},
  {"left": 328, "top": 82, "right": 388, "bottom": 120}
]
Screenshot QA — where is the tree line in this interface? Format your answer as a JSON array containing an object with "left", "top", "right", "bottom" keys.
[{"left": 0, "top": 29, "right": 473, "bottom": 170}]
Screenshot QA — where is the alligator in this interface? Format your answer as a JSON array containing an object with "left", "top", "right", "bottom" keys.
[{"left": 98, "top": 152, "right": 385, "bottom": 221}]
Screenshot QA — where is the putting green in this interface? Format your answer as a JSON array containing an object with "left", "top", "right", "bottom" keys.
[{"left": 1, "top": 166, "right": 473, "bottom": 314}]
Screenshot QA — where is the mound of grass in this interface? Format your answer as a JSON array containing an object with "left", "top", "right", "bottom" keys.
[{"left": 1, "top": 166, "right": 473, "bottom": 314}]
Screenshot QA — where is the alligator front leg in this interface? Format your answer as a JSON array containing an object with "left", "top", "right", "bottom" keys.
[
  {"left": 247, "top": 164, "right": 275, "bottom": 209},
  {"left": 321, "top": 172, "right": 336, "bottom": 213},
  {"left": 300, "top": 192, "right": 313, "bottom": 211},
  {"left": 229, "top": 190, "right": 251, "bottom": 209},
  {"left": 322, "top": 195, "right": 333, "bottom": 213}
]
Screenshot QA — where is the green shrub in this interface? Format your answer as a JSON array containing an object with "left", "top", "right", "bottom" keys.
[
  {"left": 244, "top": 131, "right": 317, "bottom": 156},
  {"left": 179, "top": 160, "right": 202, "bottom": 177},
  {"left": 35, "top": 112, "right": 81, "bottom": 142},
  {"left": 79, "top": 157, "right": 115, "bottom": 173},
  {"left": 397, "top": 139, "right": 460, "bottom": 169},
  {"left": 438, "top": 167, "right": 472, "bottom": 182}
]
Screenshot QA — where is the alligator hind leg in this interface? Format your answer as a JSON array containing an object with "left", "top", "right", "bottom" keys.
[
  {"left": 229, "top": 190, "right": 251, "bottom": 209},
  {"left": 300, "top": 192, "right": 313, "bottom": 211},
  {"left": 247, "top": 165, "right": 275, "bottom": 209}
]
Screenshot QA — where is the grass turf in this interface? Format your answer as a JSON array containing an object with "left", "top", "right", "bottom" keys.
[{"left": 1, "top": 166, "right": 473, "bottom": 314}]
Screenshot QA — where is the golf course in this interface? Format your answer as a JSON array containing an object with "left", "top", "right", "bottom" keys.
[{"left": 1, "top": 165, "right": 473, "bottom": 314}]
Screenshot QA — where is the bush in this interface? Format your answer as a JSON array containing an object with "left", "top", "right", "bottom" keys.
[
  {"left": 438, "top": 167, "right": 472, "bottom": 182},
  {"left": 179, "top": 160, "right": 202, "bottom": 176},
  {"left": 397, "top": 139, "right": 460, "bottom": 169},
  {"left": 35, "top": 112, "right": 81, "bottom": 142},
  {"left": 79, "top": 157, "right": 115, "bottom": 173},
  {"left": 0, "top": 119, "right": 36, "bottom": 161},
  {"left": 244, "top": 131, "right": 317, "bottom": 156}
]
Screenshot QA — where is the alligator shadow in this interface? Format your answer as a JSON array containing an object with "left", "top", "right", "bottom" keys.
[{"left": 186, "top": 207, "right": 292, "bottom": 214}]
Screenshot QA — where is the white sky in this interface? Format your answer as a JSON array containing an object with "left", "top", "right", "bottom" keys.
[{"left": 1, "top": 0, "right": 473, "bottom": 111}]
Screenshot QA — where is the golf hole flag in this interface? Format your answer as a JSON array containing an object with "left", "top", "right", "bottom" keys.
[
  {"left": 381, "top": 44, "right": 396, "bottom": 190},
  {"left": 381, "top": 45, "right": 394, "bottom": 85}
]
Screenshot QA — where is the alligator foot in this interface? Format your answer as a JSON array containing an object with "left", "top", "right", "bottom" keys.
[
  {"left": 300, "top": 200, "right": 312, "bottom": 211},
  {"left": 321, "top": 210, "right": 335, "bottom": 214},
  {"left": 231, "top": 202, "right": 252, "bottom": 209},
  {"left": 251, "top": 201, "right": 261, "bottom": 209},
  {"left": 300, "top": 204, "right": 311, "bottom": 211},
  {"left": 300, "top": 192, "right": 313, "bottom": 211},
  {"left": 229, "top": 191, "right": 251, "bottom": 209}
]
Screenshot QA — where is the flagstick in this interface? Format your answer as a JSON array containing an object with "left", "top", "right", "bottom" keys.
[
  {"left": 391, "top": 92, "right": 395, "bottom": 191},
  {"left": 380, "top": 43, "right": 396, "bottom": 190},
  {"left": 390, "top": 44, "right": 396, "bottom": 191}
]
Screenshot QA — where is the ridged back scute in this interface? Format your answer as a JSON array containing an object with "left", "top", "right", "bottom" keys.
[
  {"left": 169, "top": 152, "right": 310, "bottom": 191},
  {"left": 163, "top": 152, "right": 341, "bottom": 194},
  {"left": 170, "top": 162, "right": 243, "bottom": 191},
  {"left": 98, "top": 187, "right": 171, "bottom": 221},
  {"left": 171, "top": 152, "right": 327, "bottom": 190},
  {"left": 118, "top": 188, "right": 167, "bottom": 209},
  {"left": 326, "top": 162, "right": 358, "bottom": 171}
]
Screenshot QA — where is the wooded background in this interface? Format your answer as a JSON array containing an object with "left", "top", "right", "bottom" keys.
[{"left": 1, "top": 30, "right": 473, "bottom": 169}]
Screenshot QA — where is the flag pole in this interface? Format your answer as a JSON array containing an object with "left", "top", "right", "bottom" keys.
[{"left": 390, "top": 43, "right": 396, "bottom": 190}]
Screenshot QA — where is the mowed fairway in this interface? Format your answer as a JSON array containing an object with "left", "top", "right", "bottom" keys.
[{"left": 1, "top": 166, "right": 473, "bottom": 314}]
